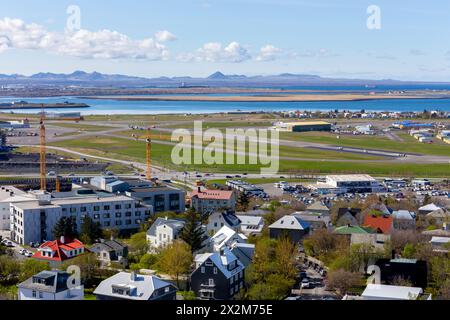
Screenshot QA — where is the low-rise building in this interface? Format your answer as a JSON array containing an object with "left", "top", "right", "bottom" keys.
[
  {"left": 306, "top": 202, "right": 330, "bottom": 215},
  {"left": 90, "top": 239, "right": 129, "bottom": 267},
  {"left": 235, "top": 215, "right": 264, "bottom": 236},
  {"left": 318, "top": 175, "right": 385, "bottom": 194},
  {"left": 361, "top": 284, "right": 430, "bottom": 300},
  {"left": 32, "top": 237, "right": 86, "bottom": 266},
  {"left": 191, "top": 249, "right": 245, "bottom": 300},
  {"left": 273, "top": 121, "right": 332, "bottom": 132},
  {"left": 0, "top": 185, "right": 35, "bottom": 231},
  {"left": 18, "top": 270, "right": 84, "bottom": 300},
  {"left": 94, "top": 272, "right": 177, "bottom": 300},
  {"left": 392, "top": 210, "right": 416, "bottom": 230},
  {"left": 190, "top": 188, "right": 236, "bottom": 216},
  {"left": 206, "top": 211, "right": 241, "bottom": 235},
  {"left": 364, "top": 215, "right": 394, "bottom": 235},
  {"left": 146, "top": 217, "right": 186, "bottom": 250},
  {"left": 210, "top": 226, "right": 247, "bottom": 252},
  {"left": 419, "top": 203, "right": 441, "bottom": 215},
  {"left": 269, "top": 216, "right": 310, "bottom": 243}
]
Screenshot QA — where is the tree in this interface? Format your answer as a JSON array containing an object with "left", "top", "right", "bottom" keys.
[
  {"left": 157, "top": 240, "right": 193, "bottom": 288},
  {"left": 61, "top": 253, "right": 100, "bottom": 288},
  {"left": 53, "top": 216, "right": 78, "bottom": 239},
  {"left": 102, "top": 228, "right": 120, "bottom": 240},
  {"left": 128, "top": 232, "right": 149, "bottom": 256},
  {"left": 20, "top": 260, "right": 50, "bottom": 282},
  {"left": 80, "top": 216, "right": 102, "bottom": 245},
  {"left": 0, "top": 255, "right": 20, "bottom": 284},
  {"left": 179, "top": 209, "right": 204, "bottom": 253},
  {"left": 247, "top": 273, "right": 295, "bottom": 300},
  {"left": 274, "top": 237, "right": 297, "bottom": 279},
  {"left": 327, "top": 269, "right": 362, "bottom": 297},
  {"left": 237, "top": 192, "right": 250, "bottom": 212}
]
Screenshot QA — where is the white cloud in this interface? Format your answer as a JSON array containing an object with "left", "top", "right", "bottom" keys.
[
  {"left": 256, "top": 44, "right": 282, "bottom": 61},
  {"left": 0, "top": 17, "right": 172, "bottom": 61},
  {"left": 410, "top": 49, "right": 426, "bottom": 56},
  {"left": 154, "top": 30, "right": 176, "bottom": 42},
  {"left": 179, "top": 41, "right": 251, "bottom": 63}
]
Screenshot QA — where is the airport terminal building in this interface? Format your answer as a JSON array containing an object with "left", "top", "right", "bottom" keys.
[
  {"left": 311, "top": 174, "right": 385, "bottom": 194},
  {"left": 273, "top": 121, "right": 332, "bottom": 132}
]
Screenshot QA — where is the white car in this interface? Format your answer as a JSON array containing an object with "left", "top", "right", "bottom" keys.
[
  {"left": 301, "top": 279, "right": 310, "bottom": 289},
  {"left": 19, "top": 249, "right": 27, "bottom": 255},
  {"left": 25, "top": 251, "right": 33, "bottom": 258}
]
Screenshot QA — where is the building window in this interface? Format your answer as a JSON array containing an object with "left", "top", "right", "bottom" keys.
[
  {"left": 104, "top": 205, "right": 110, "bottom": 211},
  {"left": 201, "top": 267, "right": 205, "bottom": 274},
  {"left": 94, "top": 206, "right": 100, "bottom": 212},
  {"left": 32, "top": 290, "right": 37, "bottom": 298},
  {"left": 115, "top": 213, "right": 122, "bottom": 218},
  {"left": 115, "top": 205, "right": 122, "bottom": 210},
  {"left": 213, "top": 267, "right": 218, "bottom": 274}
]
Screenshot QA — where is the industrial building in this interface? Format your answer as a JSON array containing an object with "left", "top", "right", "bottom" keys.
[
  {"left": 272, "top": 121, "right": 332, "bottom": 132},
  {"left": 310, "top": 174, "right": 385, "bottom": 194}
]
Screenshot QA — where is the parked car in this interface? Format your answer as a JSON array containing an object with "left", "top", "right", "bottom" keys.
[
  {"left": 25, "top": 251, "right": 33, "bottom": 258},
  {"left": 19, "top": 249, "right": 27, "bottom": 255}
]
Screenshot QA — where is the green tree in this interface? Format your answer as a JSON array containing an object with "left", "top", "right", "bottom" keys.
[
  {"left": 274, "top": 237, "right": 297, "bottom": 279},
  {"left": 327, "top": 269, "right": 362, "bottom": 297},
  {"left": 128, "top": 232, "right": 149, "bottom": 256},
  {"left": 179, "top": 209, "right": 204, "bottom": 253},
  {"left": 237, "top": 192, "right": 250, "bottom": 212},
  {"left": 80, "top": 216, "right": 103, "bottom": 245},
  {"left": 53, "top": 216, "right": 78, "bottom": 239},
  {"left": 61, "top": 253, "right": 100, "bottom": 288},
  {"left": 20, "top": 260, "right": 50, "bottom": 282},
  {"left": 0, "top": 255, "right": 20, "bottom": 284},
  {"left": 157, "top": 240, "right": 193, "bottom": 288},
  {"left": 138, "top": 253, "right": 159, "bottom": 269}
]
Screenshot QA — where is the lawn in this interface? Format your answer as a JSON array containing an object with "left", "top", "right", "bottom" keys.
[
  {"left": 280, "top": 131, "right": 450, "bottom": 156},
  {"left": 49, "top": 136, "right": 450, "bottom": 177}
]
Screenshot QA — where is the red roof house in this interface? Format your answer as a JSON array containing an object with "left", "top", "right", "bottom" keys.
[
  {"left": 33, "top": 236, "right": 87, "bottom": 263},
  {"left": 364, "top": 215, "right": 394, "bottom": 234}
]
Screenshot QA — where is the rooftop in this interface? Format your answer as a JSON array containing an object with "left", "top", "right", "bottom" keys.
[
  {"left": 327, "top": 174, "right": 377, "bottom": 182},
  {"left": 362, "top": 284, "right": 423, "bottom": 300},
  {"left": 191, "top": 189, "right": 234, "bottom": 201}
]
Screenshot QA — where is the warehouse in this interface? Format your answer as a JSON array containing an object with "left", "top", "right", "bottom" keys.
[{"left": 273, "top": 121, "right": 332, "bottom": 132}]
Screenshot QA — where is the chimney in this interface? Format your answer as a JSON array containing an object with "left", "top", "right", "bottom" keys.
[{"left": 60, "top": 236, "right": 65, "bottom": 244}]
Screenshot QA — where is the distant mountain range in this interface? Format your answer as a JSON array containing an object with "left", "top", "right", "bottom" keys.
[{"left": 0, "top": 70, "right": 448, "bottom": 88}]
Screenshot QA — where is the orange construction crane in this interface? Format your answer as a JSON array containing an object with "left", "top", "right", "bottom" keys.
[
  {"left": 146, "top": 127, "right": 152, "bottom": 181},
  {"left": 39, "top": 105, "right": 46, "bottom": 191}
]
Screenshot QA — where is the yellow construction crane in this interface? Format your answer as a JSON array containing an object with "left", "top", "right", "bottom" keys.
[
  {"left": 146, "top": 127, "right": 152, "bottom": 181},
  {"left": 39, "top": 105, "right": 46, "bottom": 191}
]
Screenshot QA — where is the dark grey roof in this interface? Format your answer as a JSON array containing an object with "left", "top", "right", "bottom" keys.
[
  {"left": 222, "top": 211, "right": 241, "bottom": 228},
  {"left": 146, "top": 217, "right": 186, "bottom": 237},
  {"left": 17, "top": 271, "right": 72, "bottom": 293},
  {"left": 90, "top": 239, "right": 127, "bottom": 253}
]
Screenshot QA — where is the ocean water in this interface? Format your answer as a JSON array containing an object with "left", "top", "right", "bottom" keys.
[{"left": 1, "top": 96, "right": 450, "bottom": 115}]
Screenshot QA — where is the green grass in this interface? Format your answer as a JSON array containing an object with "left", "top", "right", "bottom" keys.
[
  {"left": 49, "top": 136, "right": 450, "bottom": 177},
  {"left": 280, "top": 131, "right": 450, "bottom": 156},
  {"left": 165, "top": 121, "right": 272, "bottom": 129}
]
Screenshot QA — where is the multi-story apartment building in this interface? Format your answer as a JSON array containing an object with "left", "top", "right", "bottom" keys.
[
  {"left": 190, "top": 188, "right": 236, "bottom": 216},
  {"left": 10, "top": 192, "right": 153, "bottom": 245},
  {"left": 0, "top": 186, "right": 35, "bottom": 231}
]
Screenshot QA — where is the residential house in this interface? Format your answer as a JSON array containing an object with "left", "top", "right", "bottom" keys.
[
  {"left": 90, "top": 239, "right": 129, "bottom": 267},
  {"left": 191, "top": 249, "right": 245, "bottom": 300},
  {"left": 306, "top": 202, "right": 330, "bottom": 215},
  {"left": 292, "top": 212, "right": 331, "bottom": 232},
  {"left": 146, "top": 217, "right": 186, "bottom": 251},
  {"left": 335, "top": 208, "right": 362, "bottom": 226},
  {"left": 235, "top": 215, "right": 264, "bottom": 236},
  {"left": 361, "top": 284, "right": 430, "bottom": 300},
  {"left": 419, "top": 203, "right": 442, "bottom": 215},
  {"left": 392, "top": 210, "right": 416, "bottom": 230},
  {"left": 351, "top": 233, "right": 390, "bottom": 249},
  {"left": 17, "top": 270, "right": 84, "bottom": 300},
  {"left": 430, "top": 237, "right": 450, "bottom": 252},
  {"left": 32, "top": 237, "right": 86, "bottom": 267},
  {"left": 210, "top": 226, "right": 247, "bottom": 252},
  {"left": 229, "top": 242, "right": 255, "bottom": 267},
  {"left": 364, "top": 215, "right": 394, "bottom": 235},
  {"left": 268, "top": 216, "right": 310, "bottom": 243},
  {"left": 375, "top": 258, "right": 428, "bottom": 289},
  {"left": 426, "top": 208, "right": 450, "bottom": 226},
  {"left": 190, "top": 188, "right": 236, "bottom": 216},
  {"left": 206, "top": 210, "right": 241, "bottom": 235},
  {"left": 94, "top": 272, "right": 177, "bottom": 300}
]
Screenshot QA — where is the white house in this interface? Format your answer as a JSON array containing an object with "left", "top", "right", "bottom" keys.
[
  {"left": 210, "top": 226, "right": 247, "bottom": 252},
  {"left": 236, "top": 215, "right": 264, "bottom": 236},
  {"left": 146, "top": 217, "right": 186, "bottom": 250},
  {"left": 361, "top": 284, "right": 430, "bottom": 300},
  {"left": 206, "top": 211, "right": 241, "bottom": 235},
  {"left": 18, "top": 270, "right": 84, "bottom": 300}
]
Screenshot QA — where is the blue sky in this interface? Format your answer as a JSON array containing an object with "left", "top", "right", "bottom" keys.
[{"left": 0, "top": 0, "right": 449, "bottom": 80}]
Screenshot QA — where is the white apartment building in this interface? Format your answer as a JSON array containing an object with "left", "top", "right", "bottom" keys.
[
  {"left": 10, "top": 192, "right": 153, "bottom": 245},
  {"left": 0, "top": 186, "right": 36, "bottom": 231}
]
